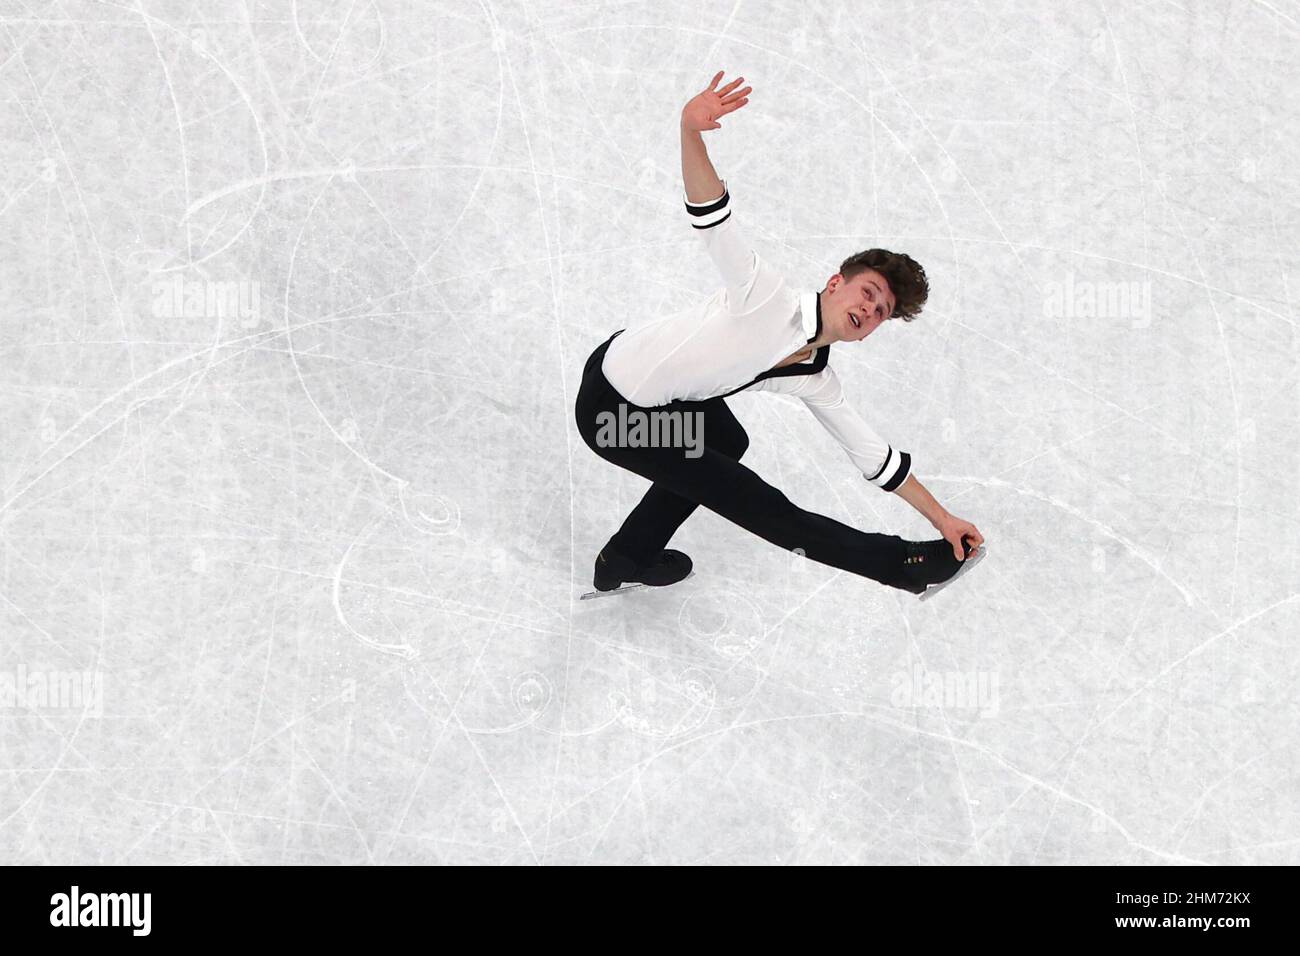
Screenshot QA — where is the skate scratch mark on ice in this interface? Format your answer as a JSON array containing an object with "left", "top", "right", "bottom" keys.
[
  {"left": 298, "top": 0, "right": 373, "bottom": 120},
  {"left": 235, "top": 559, "right": 566, "bottom": 637},
  {"left": 0, "top": 177, "right": 39, "bottom": 218},
  {"left": 1026, "top": 704, "right": 1110, "bottom": 865},
  {"left": 1, "top": 25, "right": 144, "bottom": 464},
  {"left": 194, "top": 794, "right": 248, "bottom": 865},
  {"left": 946, "top": 236, "right": 1296, "bottom": 330},
  {"left": 185, "top": 175, "right": 498, "bottom": 376},
  {"left": 280, "top": 180, "right": 444, "bottom": 539},
  {"left": 0, "top": 324, "right": 307, "bottom": 517},
  {"left": 1170, "top": 749, "right": 1276, "bottom": 853},
  {"left": 127, "top": 1, "right": 270, "bottom": 271},
  {"left": 898, "top": 611, "right": 986, "bottom": 864},
  {"left": 331, "top": 527, "right": 417, "bottom": 658},
  {"left": 1098, "top": 592, "right": 1300, "bottom": 730},
  {"left": 924, "top": 475, "right": 1200, "bottom": 608},
  {"left": 0, "top": 306, "right": 426, "bottom": 518},
  {"left": 1022, "top": 494, "right": 1200, "bottom": 851},
  {"left": 1249, "top": 0, "right": 1300, "bottom": 32},
  {"left": 381, "top": 644, "right": 526, "bottom": 864},
  {"left": 582, "top": 571, "right": 843, "bottom": 852},
  {"left": 479, "top": 0, "right": 583, "bottom": 862},
  {"left": 183, "top": 162, "right": 519, "bottom": 219},
  {"left": 1017, "top": 482, "right": 1181, "bottom": 862},
  {"left": 248, "top": 343, "right": 484, "bottom": 386},
  {"left": 1149, "top": 176, "right": 1243, "bottom": 618},
  {"left": 564, "top": 634, "right": 719, "bottom": 740},
  {"left": 846, "top": 30, "right": 996, "bottom": 344},
  {"left": 965, "top": 560, "right": 1137, "bottom": 853},
  {"left": 0, "top": 588, "right": 80, "bottom": 660},
  {"left": 397, "top": 0, "right": 552, "bottom": 867},
  {"left": 939, "top": 401, "right": 1167, "bottom": 494},
  {"left": 239, "top": 565, "right": 283, "bottom": 815},
  {"left": 0, "top": 576, "right": 107, "bottom": 833},
  {"left": 876, "top": 31, "right": 1117, "bottom": 322},
  {"left": 114, "top": 796, "right": 498, "bottom": 854},
  {"left": 892, "top": 720, "right": 1204, "bottom": 865},
  {"left": 463, "top": 707, "right": 621, "bottom": 738},
  {"left": 586, "top": 710, "right": 1212, "bottom": 865},
  {"left": 951, "top": 319, "right": 1188, "bottom": 450},
  {"left": 401, "top": 671, "right": 543, "bottom": 866},
  {"left": 981, "top": 559, "right": 1113, "bottom": 676},
  {"left": 702, "top": 0, "right": 744, "bottom": 68},
  {"left": 1098, "top": 1, "right": 1153, "bottom": 266},
  {"left": 137, "top": 0, "right": 193, "bottom": 279},
  {"left": 274, "top": 124, "right": 506, "bottom": 489},
  {"left": 322, "top": 128, "right": 491, "bottom": 377},
  {"left": 288, "top": 731, "right": 378, "bottom": 865},
  {"left": 114, "top": 667, "right": 407, "bottom": 861}
]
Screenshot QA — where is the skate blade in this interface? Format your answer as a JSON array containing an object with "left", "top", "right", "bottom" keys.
[
  {"left": 579, "top": 571, "right": 694, "bottom": 601},
  {"left": 918, "top": 546, "right": 986, "bottom": 602}
]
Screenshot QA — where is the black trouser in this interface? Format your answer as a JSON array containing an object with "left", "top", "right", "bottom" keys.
[{"left": 575, "top": 333, "right": 908, "bottom": 589}]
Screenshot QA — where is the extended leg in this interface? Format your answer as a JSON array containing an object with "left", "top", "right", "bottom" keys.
[{"left": 605, "top": 440, "right": 906, "bottom": 588}]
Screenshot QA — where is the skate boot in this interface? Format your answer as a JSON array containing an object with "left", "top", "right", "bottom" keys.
[
  {"left": 897, "top": 535, "right": 984, "bottom": 598},
  {"left": 593, "top": 548, "right": 693, "bottom": 592}
]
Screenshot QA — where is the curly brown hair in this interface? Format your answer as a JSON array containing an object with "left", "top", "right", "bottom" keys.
[{"left": 837, "top": 249, "right": 929, "bottom": 321}]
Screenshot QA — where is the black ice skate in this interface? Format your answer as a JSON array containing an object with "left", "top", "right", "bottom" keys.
[
  {"left": 898, "top": 536, "right": 986, "bottom": 601},
  {"left": 580, "top": 549, "right": 695, "bottom": 601}
]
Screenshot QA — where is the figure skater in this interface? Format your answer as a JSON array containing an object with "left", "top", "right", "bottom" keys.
[{"left": 575, "top": 71, "right": 985, "bottom": 599}]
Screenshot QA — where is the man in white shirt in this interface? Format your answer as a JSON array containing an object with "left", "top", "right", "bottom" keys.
[{"left": 575, "top": 71, "right": 985, "bottom": 597}]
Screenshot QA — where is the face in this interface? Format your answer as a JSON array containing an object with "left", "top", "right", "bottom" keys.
[{"left": 827, "top": 269, "right": 896, "bottom": 343}]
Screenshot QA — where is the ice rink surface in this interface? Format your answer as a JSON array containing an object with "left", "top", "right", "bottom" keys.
[{"left": 1, "top": 1, "right": 1297, "bottom": 864}]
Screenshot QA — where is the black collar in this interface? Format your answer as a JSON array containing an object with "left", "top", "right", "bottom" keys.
[
  {"left": 717, "top": 292, "right": 830, "bottom": 398},
  {"left": 807, "top": 290, "right": 823, "bottom": 344},
  {"left": 719, "top": 341, "right": 830, "bottom": 399}
]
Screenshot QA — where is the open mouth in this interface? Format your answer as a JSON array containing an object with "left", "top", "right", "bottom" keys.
[{"left": 849, "top": 312, "right": 862, "bottom": 330}]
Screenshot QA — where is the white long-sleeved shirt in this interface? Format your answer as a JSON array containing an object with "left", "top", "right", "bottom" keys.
[{"left": 600, "top": 180, "right": 912, "bottom": 492}]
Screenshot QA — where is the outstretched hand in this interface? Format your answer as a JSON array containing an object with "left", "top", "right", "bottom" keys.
[
  {"left": 936, "top": 515, "right": 985, "bottom": 562},
  {"left": 681, "top": 70, "right": 752, "bottom": 132}
]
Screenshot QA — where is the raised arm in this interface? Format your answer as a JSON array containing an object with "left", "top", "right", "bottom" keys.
[
  {"left": 680, "top": 71, "right": 750, "bottom": 199},
  {"left": 679, "top": 72, "right": 780, "bottom": 312}
]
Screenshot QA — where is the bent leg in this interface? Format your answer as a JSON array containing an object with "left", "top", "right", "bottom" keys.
[{"left": 605, "top": 398, "right": 749, "bottom": 566}]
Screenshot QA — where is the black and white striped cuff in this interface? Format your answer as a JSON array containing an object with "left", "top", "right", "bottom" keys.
[
  {"left": 867, "top": 446, "right": 911, "bottom": 492},
  {"left": 684, "top": 180, "right": 730, "bottom": 229}
]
